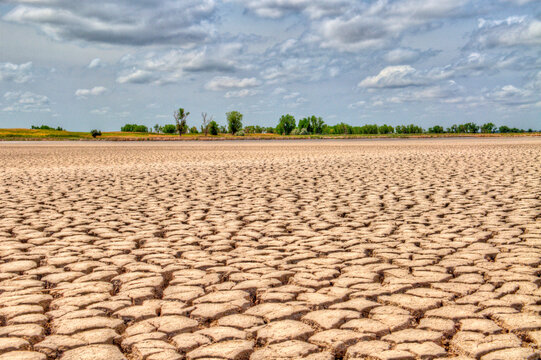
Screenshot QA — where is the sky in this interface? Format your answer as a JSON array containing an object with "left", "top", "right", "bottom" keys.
[{"left": 0, "top": 0, "right": 540, "bottom": 131}]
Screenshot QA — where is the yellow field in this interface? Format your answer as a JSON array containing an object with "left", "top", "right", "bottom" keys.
[{"left": 0, "top": 128, "right": 539, "bottom": 141}]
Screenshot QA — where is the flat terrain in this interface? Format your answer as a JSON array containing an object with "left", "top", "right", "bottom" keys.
[{"left": 0, "top": 138, "right": 540, "bottom": 360}]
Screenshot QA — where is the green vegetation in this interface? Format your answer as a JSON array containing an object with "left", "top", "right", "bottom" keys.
[
  {"left": 32, "top": 125, "right": 64, "bottom": 131},
  {"left": 174, "top": 108, "right": 189, "bottom": 136},
  {"left": 227, "top": 111, "right": 243, "bottom": 134},
  {"left": 90, "top": 129, "right": 102, "bottom": 138},
  {"left": 276, "top": 114, "right": 296, "bottom": 135},
  {"left": 121, "top": 124, "right": 148, "bottom": 132}
]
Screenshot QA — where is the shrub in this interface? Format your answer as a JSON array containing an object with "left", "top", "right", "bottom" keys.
[
  {"left": 90, "top": 129, "right": 102, "bottom": 138},
  {"left": 299, "top": 128, "right": 309, "bottom": 135},
  {"left": 162, "top": 124, "right": 176, "bottom": 134},
  {"left": 235, "top": 130, "right": 245, "bottom": 136},
  {"left": 227, "top": 111, "right": 243, "bottom": 134},
  {"left": 209, "top": 121, "right": 219, "bottom": 135},
  {"left": 121, "top": 124, "right": 148, "bottom": 132},
  {"left": 290, "top": 128, "right": 300, "bottom": 135},
  {"left": 276, "top": 114, "right": 296, "bottom": 135}
]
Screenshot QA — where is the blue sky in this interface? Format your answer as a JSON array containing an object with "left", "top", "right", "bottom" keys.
[{"left": 0, "top": 0, "right": 540, "bottom": 131}]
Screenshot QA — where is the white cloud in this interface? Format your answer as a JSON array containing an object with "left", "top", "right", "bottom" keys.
[
  {"left": 88, "top": 58, "right": 103, "bottom": 69},
  {"left": 2, "top": 91, "right": 50, "bottom": 112},
  {"left": 0, "top": 62, "right": 33, "bottom": 83},
  {"left": 473, "top": 16, "right": 541, "bottom": 48},
  {"left": 75, "top": 86, "right": 108, "bottom": 98},
  {"left": 115, "top": 45, "right": 242, "bottom": 85},
  {"left": 116, "top": 70, "right": 156, "bottom": 84},
  {"left": 205, "top": 76, "right": 260, "bottom": 91},
  {"left": 3, "top": 0, "right": 217, "bottom": 46},
  {"left": 90, "top": 107, "right": 110, "bottom": 115},
  {"left": 224, "top": 89, "right": 261, "bottom": 98},
  {"left": 359, "top": 65, "right": 455, "bottom": 88},
  {"left": 232, "top": 0, "right": 351, "bottom": 19}
]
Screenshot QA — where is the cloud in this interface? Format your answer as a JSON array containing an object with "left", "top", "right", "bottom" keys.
[
  {"left": 116, "top": 45, "right": 242, "bottom": 85},
  {"left": 471, "top": 16, "right": 541, "bottom": 48},
  {"left": 384, "top": 48, "right": 439, "bottom": 64},
  {"left": 2, "top": 91, "right": 50, "bottom": 112},
  {"left": 3, "top": 0, "right": 216, "bottom": 46},
  {"left": 315, "top": 0, "right": 471, "bottom": 51},
  {"left": 232, "top": 0, "right": 351, "bottom": 19},
  {"left": 90, "top": 107, "right": 110, "bottom": 115},
  {"left": 0, "top": 62, "right": 33, "bottom": 83},
  {"left": 484, "top": 84, "right": 537, "bottom": 106},
  {"left": 205, "top": 76, "right": 260, "bottom": 91},
  {"left": 359, "top": 65, "right": 453, "bottom": 88},
  {"left": 224, "top": 89, "right": 261, "bottom": 98},
  {"left": 75, "top": 86, "right": 108, "bottom": 98},
  {"left": 116, "top": 70, "right": 156, "bottom": 84},
  {"left": 88, "top": 58, "right": 103, "bottom": 69}
]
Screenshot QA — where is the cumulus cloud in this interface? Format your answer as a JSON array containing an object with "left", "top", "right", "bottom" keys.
[
  {"left": 471, "top": 16, "right": 541, "bottom": 48},
  {"left": 205, "top": 76, "right": 260, "bottom": 91},
  {"left": 316, "top": 0, "right": 471, "bottom": 51},
  {"left": 359, "top": 65, "right": 453, "bottom": 88},
  {"left": 75, "top": 86, "right": 108, "bottom": 98},
  {"left": 224, "top": 89, "right": 261, "bottom": 98},
  {"left": 231, "top": 0, "right": 351, "bottom": 19},
  {"left": 0, "top": 62, "right": 33, "bottom": 83},
  {"left": 484, "top": 84, "right": 536, "bottom": 106},
  {"left": 116, "top": 45, "right": 242, "bottom": 85},
  {"left": 2, "top": 91, "right": 50, "bottom": 112},
  {"left": 88, "top": 58, "right": 103, "bottom": 69},
  {"left": 3, "top": 0, "right": 216, "bottom": 46},
  {"left": 384, "top": 48, "right": 439, "bottom": 64}
]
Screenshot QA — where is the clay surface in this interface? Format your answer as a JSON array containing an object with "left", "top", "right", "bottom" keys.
[{"left": 0, "top": 138, "right": 540, "bottom": 359}]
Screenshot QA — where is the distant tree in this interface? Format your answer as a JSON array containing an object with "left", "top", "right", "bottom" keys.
[
  {"left": 56, "top": 126, "right": 64, "bottom": 131},
  {"left": 428, "top": 125, "right": 444, "bottom": 133},
  {"left": 298, "top": 117, "right": 313, "bottom": 134},
  {"left": 227, "top": 111, "right": 243, "bottom": 134},
  {"left": 254, "top": 125, "right": 264, "bottom": 133},
  {"left": 154, "top": 124, "right": 160, "bottom": 133},
  {"left": 121, "top": 124, "right": 148, "bottom": 132},
  {"left": 219, "top": 125, "right": 227, "bottom": 133},
  {"left": 378, "top": 124, "right": 394, "bottom": 134},
  {"left": 265, "top": 127, "right": 275, "bottom": 134},
  {"left": 244, "top": 125, "right": 256, "bottom": 134},
  {"left": 90, "top": 129, "right": 102, "bottom": 138},
  {"left": 174, "top": 108, "right": 189, "bottom": 136},
  {"left": 481, "top": 122, "right": 496, "bottom": 134},
  {"left": 162, "top": 124, "right": 177, "bottom": 134},
  {"left": 201, "top": 113, "right": 212, "bottom": 136},
  {"left": 310, "top": 116, "right": 325, "bottom": 134},
  {"left": 499, "top": 125, "right": 511, "bottom": 133},
  {"left": 463, "top": 122, "right": 479, "bottom": 133},
  {"left": 208, "top": 121, "right": 219, "bottom": 135},
  {"left": 189, "top": 126, "right": 199, "bottom": 134},
  {"left": 276, "top": 114, "right": 296, "bottom": 135}
]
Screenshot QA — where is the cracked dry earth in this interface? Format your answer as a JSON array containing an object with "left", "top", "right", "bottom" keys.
[{"left": 0, "top": 138, "right": 540, "bottom": 360}]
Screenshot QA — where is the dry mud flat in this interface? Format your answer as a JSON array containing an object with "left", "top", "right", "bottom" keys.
[{"left": 0, "top": 138, "right": 540, "bottom": 360}]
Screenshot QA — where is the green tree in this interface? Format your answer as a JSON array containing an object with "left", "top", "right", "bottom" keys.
[
  {"left": 90, "top": 129, "right": 101, "bottom": 138},
  {"left": 310, "top": 116, "right": 325, "bottom": 134},
  {"left": 208, "top": 121, "right": 219, "bottom": 135},
  {"left": 298, "top": 117, "right": 313, "bottom": 134},
  {"left": 481, "top": 123, "right": 496, "bottom": 133},
  {"left": 189, "top": 126, "right": 198, "bottom": 134},
  {"left": 265, "top": 127, "right": 275, "bottom": 134},
  {"left": 154, "top": 124, "right": 160, "bottom": 133},
  {"left": 428, "top": 125, "right": 444, "bottom": 133},
  {"left": 174, "top": 108, "right": 189, "bottom": 136},
  {"left": 162, "top": 124, "right": 176, "bottom": 134},
  {"left": 276, "top": 114, "right": 296, "bottom": 135},
  {"left": 378, "top": 124, "right": 394, "bottom": 134},
  {"left": 227, "top": 111, "right": 243, "bottom": 134}
]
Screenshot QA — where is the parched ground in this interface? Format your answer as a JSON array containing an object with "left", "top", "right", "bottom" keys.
[{"left": 0, "top": 138, "right": 540, "bottom": 360}]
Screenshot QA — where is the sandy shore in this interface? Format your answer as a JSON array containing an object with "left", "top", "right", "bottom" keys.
[{"left": 0, "top": 138, "right": 540, "bottom": 360}]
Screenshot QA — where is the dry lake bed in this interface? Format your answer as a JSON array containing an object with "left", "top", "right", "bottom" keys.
[{"left": 0, "top": 138, "right": 540, "bottom": 360}]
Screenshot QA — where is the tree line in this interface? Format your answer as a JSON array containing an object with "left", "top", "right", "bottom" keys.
[{"left": 119, "top": 109, "right": 537, "bottom": 136}]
